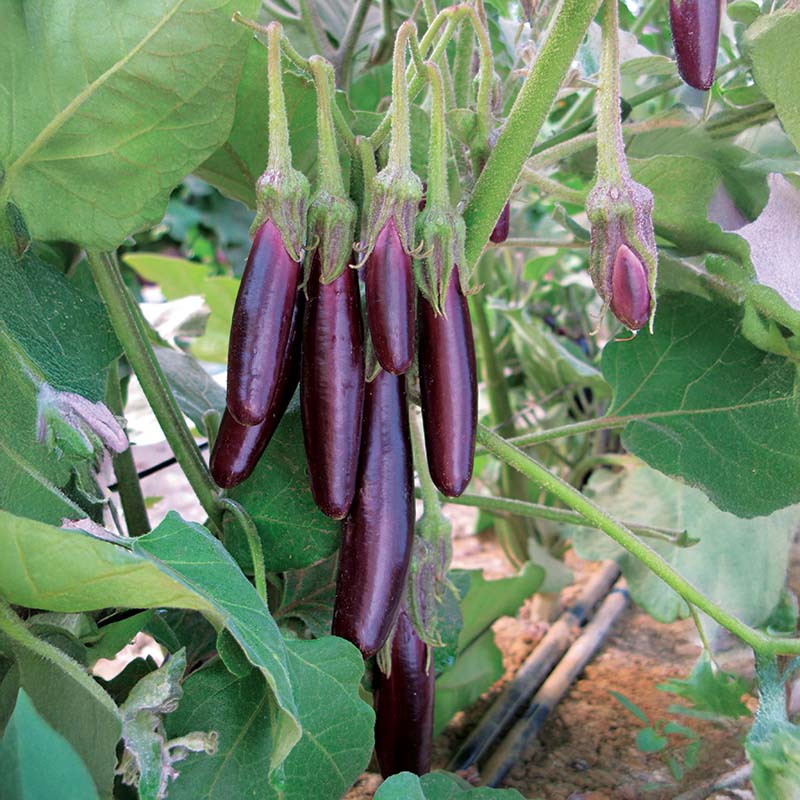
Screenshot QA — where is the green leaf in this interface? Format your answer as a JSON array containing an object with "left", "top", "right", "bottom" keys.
[
  {"left": 0, "top": 601, "right": 120, "bottom": 797},
  {"left": 0, "top": 0, "right": 259, "bottom": 248},
  {"left": 609, "top": 690, "right": 650, "bottom": 724},
  {"left": 88, "top": 611, "right": 155, "bottom": 664},
  {"left": 569, "top": 465, "right": 798, "bottom": 625},
  {"left": 0, "top": 689, "right": 99, "bottom": 800},
  {"left": 602, "top": 293, "right": 800, "bottom": 517},
  {"left": 226, "top": 402, "right": 341, "bottom": 572},
  {"left": 657, "top": 652, "right": 751, "bottom": 719},
  {"left": 0, "top": 509, "right": 301, "bottom": 771},
  {"left": 196, "top": 41, "right": 318, "bottom": 208},
  {"left": 375, "top": 771, "right": 527, "bottom": 799},
  {"left": 635, "top": 727, "right": 667, "bottom": 753},
  {"left": 167, "top": 637, "right": 374, "bottom": 800},
  {"left": 746, "top": 10, "right": 800, "bottom": 152},
  {"left": 274, "top": 554, "right": 338, "bottom": 638}
]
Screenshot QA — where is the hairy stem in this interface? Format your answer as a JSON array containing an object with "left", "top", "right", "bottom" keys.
[
  {"left": 87, "top": 251, "right": 221, "bottom": 531},
  {"left": 336, "top": 0, "right": 373, "bottom": 87},
  {"left": 106, "top": 364, "right": 151, "bottom": 536},
  {"left": 463, "top": 0, "right": 603, "bottom": 269},
  {"left": 297, "top": 0, "right": 335, "bottom": 60},
  {"left": 218, "top": 498, "right": 267, "bottom": 602},
  {"left": 309, "top": 57, "right": 345, "bottom": 196},
  {"left": 477, "top": 424, "right": 800, "bottom": 657}
]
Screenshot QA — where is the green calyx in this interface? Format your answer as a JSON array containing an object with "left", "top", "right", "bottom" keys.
[
  {"left": 306, "top": 192, "right": 357, "bottom": 283},
  {"left": 250, "top": 22, "right": 310, "bottom": 262},
  {"left": 414, "top": 208, "right": 466, "bottom": 314},
  {"left": 359, "top": 20, "right": 423, "bottom": 261}
]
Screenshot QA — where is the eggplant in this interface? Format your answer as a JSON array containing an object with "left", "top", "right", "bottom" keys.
[
  {"left": 331, "top": 369, "right": 414, "bottom": 658},
  {"left": 364, "top": 218, "right": 415, "bottom": 375},
  {"left": 373, "top": 608, "right": 435, "bottom": 778},
  {"left": 226, "top": 219, "right": 302, "bottom": 426},
  {"left": 418, "top": 267, "right": 477, "bottom": 497},
  {"left": 300, "top": 256, "right": 365, "bottom": 519},
  {"left": 489, "top": 201, "right": 510, "bottom": 244},
  {"left": 210, "top": 288, "right": 304, "bottom": 488},
  {"left": 669, "top": 0, "right": 722, "bottom": 91},
  {"left": 609, "top": 243, "right": 651, "bottom": 331}
]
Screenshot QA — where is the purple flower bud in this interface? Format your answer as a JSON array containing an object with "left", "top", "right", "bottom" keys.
[{"left": 610, "top": 244, "right": 651, "bottom": 331}]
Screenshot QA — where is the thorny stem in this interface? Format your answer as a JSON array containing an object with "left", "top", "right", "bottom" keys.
[
  {"left": 463, "top": 0, "right": 603, "bottom": 269},
  {"left": 218, "top": 497, "right": 267, "bottom": 602},
  {"left": 477, "top": 424, "right": 800, "bottom": 657},
  {"left": 442, "top": 491, "right": 693, "bottom": 546},
  {"left": 87, "top": 251, "right": 222, "bottom": 532},
  {"left": 266, "top": 23, "right": 292, "bottom": 173},
  {"left": 595, "top": 0, "right": 627, "bottom": 183},
  {"left": 424, "top": 62, "right": 448, "bottom": 210},
  {"left": 309, "top": 57, "right": 345, "bottom": 197},
  {"left": 106, "top": 364, "right": 151, "bottom": 536},
  {"left": 387, "top": 21, "right": 417, "bottom": 173}
]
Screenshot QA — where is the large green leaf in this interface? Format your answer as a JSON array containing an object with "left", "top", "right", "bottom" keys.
[
  {"left": 0, "top": 510, "right": 301, "bottom": 770},
  {"left": 0, "top": 0, "right": 258, "bottom": 249},
  {"left": 166, "top": 637, "right": 373, "bottom": 800},
  {"left": 602, "top": 293, "right": 800, "bottom": 517},
  {"left": 226, "top": 403, "right": 341, "bottom": 572},
  {"left": 568, "top": 466, "right": 798, "bottom": 625},
  {"left": 0, "top": 248, "right": 122, "bottom": 524},
  {"left": 746, "top": 10, "right": 800, "bottom": 152},
  {"left": 0, "top": 602, "right": 120, "bottom": 797},
  {"left": 196, "top": 39, "right": 319, "bottom": 208},
  {"left": 0, "top": 689, "right": 99, "bottom": 800}
]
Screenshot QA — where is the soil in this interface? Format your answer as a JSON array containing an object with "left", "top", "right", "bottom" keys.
[{"left": 345, "top": 503, "right": 772, "bottom": 800}]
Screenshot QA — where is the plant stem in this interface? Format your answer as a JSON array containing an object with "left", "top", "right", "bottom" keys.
[
  {"left": 266, "top": 23, "right": 292, "bottom": 173},
  {"left": 502, "top": 416, "right": 627, "bottom": 449},
  {"left": 463, "top": 0, "right": 603, "bottom": 269},
  {"left": 87, "top": 251, "right": 222, "bottom": 532},
  {"left": 336, "top": 0, "right": 373, "bottom": 87},
  {"left": 309, "top": 57, "right": 345, "bottom": 196},
  {"left": 595, "top": 0, "right": 627, "bottom": 183},
  {"left": 476, "top": 424, "right": 799, "bottom": 656},
  {"left": 629, "top": 0, "right": 661, "bottom": 37},
  {"left": 410, "top": 410, "right": 441, "bottom": 514},
  {"left": 453, "top": 17, "right": 474, "bottom": 109},
  {"left": 218, "top": 497, "right": 267, "bottom": 602},
  {"left": 443, "top": 491, "right": 692, "bottom": 545},
  {"left": 387, "top": 21, "right": 417, "bottom": 173},
  {"left": 493, "top": 237, "right": 587, "bottom": 249},
  {"left": 297, "top": 0, "right": 335, "bottom": 60},
  {"left": 424, "top": 61, "right": 448, "bottom": 210},
  {"left": 523, "top": 170, "right": 587, "bottom": 205},
  {"left": 106, "top": 364, "right": 150, "bottom": 536}
]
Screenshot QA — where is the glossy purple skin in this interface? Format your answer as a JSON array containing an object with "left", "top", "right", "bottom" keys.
[
  {"left": 331, "top": 370, "right": 414, "bottom": 658},
  {"left": 374, "top": 609, "right": 434, "bottom": 778},
  {"left": 489, "top": 201, "right": 510, "bottom": 244},
  {"left": 227, "top": 220, "right": 302, "bottom": 426},
  {"left": 211, "top": 289, "right": 304, "bottom": 488},
  {"left": 610, "top": 244, "right": 651, "bottom": 331},
  {"left": 669, "top": 0, "right": 722, "bottom": 91},
  {"left": 418, "top": 267, "right": 477, "bottom": 497},
  {"left": 364, "top": 218, "right": 415, "bottom": 374},
  {"left": 301, "top": 256, "right": 365, "bottom": 519}
]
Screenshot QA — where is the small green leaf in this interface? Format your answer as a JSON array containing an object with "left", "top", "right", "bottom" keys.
[
  {"left": 0, "top": 689, "right": 99, "bottom": 800},
  {"left": 274, "top": 554, "right": 338, "bottom": 639},
  {"left": 375, "top": 771, "right": 527, "bottom": 799},
  {"left": 636, "top": 727, "right": 667, "bottom": 753},
  {"left": 609, "top": 690, "right": 650, "bottom": 724}
]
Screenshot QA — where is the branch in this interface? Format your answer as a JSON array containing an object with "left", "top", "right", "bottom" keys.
[{"left": 335, "top": 0, "right": 373, "bottom": 87}]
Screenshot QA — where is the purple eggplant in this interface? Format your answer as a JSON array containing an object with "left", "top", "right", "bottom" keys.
[
  {"left": 609, "top": 243, "right": 651, "bottom": 331},
  {"left": 418, "top": 267, "right": 477, "bottom": 497},
  {"left": 489, "top": 201, "right": 511, "bottom": 244},
  {"left": 226, "top": 220, "right": 302, "bottom": 426},
  {"left": 301, "top": 255, "right": 365, "bottom": 519},
  {"left": 210, "top": 289, "right": 304, "bottom": 488},
  {"left": 364, "top": 218, "right": 415, "bottom": 375},
  {"left": 331, "top": 369, "right": 414, "bottom": 658},
  {"left": 373, "top": 608, "right": 435, "bottom": 777},
  {"left": 670, "top": 0, "right": 722, "bottom": 91}
]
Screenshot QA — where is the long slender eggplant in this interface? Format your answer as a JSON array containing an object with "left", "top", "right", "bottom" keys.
[
  {"left": 210, "top": 289, "right": 304, "bottom": 488},
  {"left": 226, "top": 219, "right": 302, "bottom": 426},
  {"left": 364, "top": 218, "right": 415, "bottom": 375},
  {"left": 331, "top": 369, "right": 414, "bottom": 658},
  {"left": 418, "top": 267, "right": 477, "bottom": 497},
  {"left": 373, "top": 608, "right": 435, "bottom": 778},
  {"left": 669, "top": 0, "right": 722, "bottom": 91},
  {"left": 301, "top": 256, "right": 365, "bottom": 519}
]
